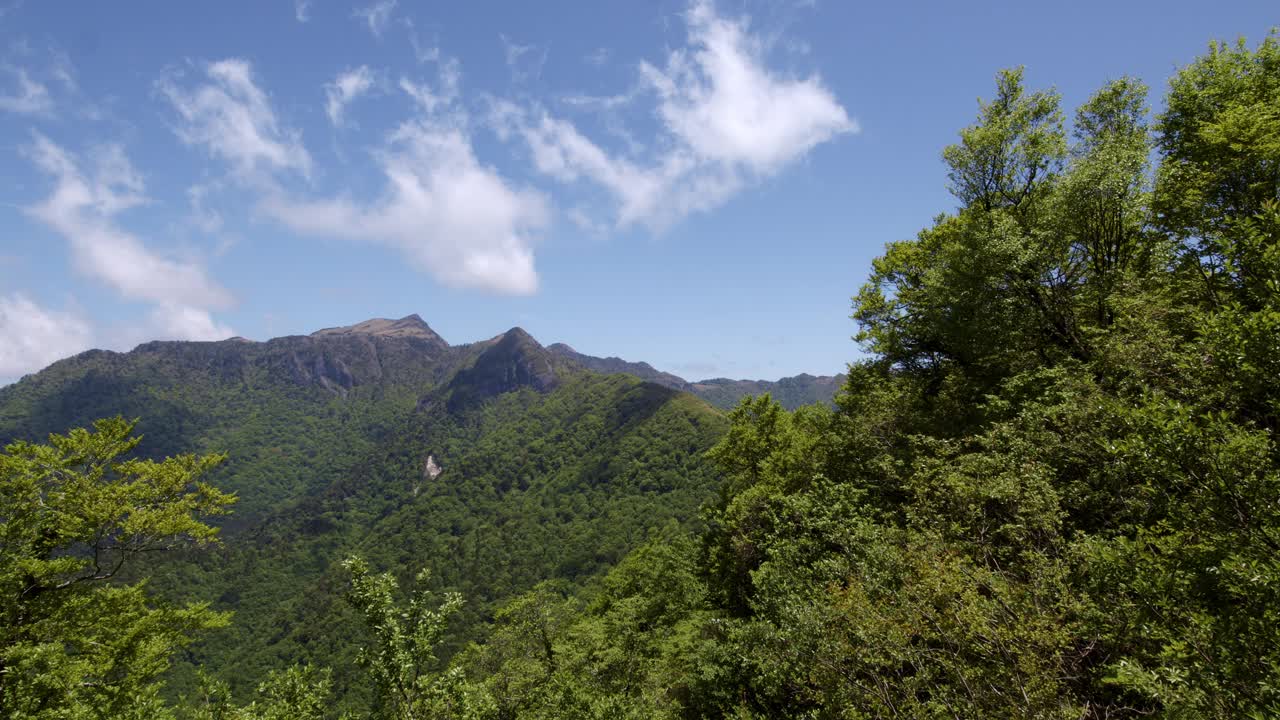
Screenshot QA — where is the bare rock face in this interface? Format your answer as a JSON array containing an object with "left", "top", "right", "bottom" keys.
[
  {"left": 261, "top": 314, "right": 451, "bottom": 396},
  {"left": 288, "top": 349, "right": 356, "bottom": 396},
  {"left": 312, "top": 314, "right": 447, "bottom": 346},
  {"left": 415, "top": 453, "right": 442, "bottom": 496},
  {"left": 424, "top": 454, "right": 442, "bottom": 480}
]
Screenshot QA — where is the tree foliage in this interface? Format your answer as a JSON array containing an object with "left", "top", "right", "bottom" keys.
[
  {"left": 0, "top": 418, "right": 234, "bottom": 719},
  {"left": 340, "top": 557, "right": 481, "bottom": 720},
  {"left": 461, "top": 31, "right": 1280, "bottom": 719}
]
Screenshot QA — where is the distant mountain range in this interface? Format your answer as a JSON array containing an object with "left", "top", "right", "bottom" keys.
[
  {"left": 547, "top": 339, "right": 845, "bottom": 410},
  {"left": 5, "top": 314, "right": 844, "bottom": 412},
  {"left": 300, "top": 315, "right": 847, "bottom": 409}
]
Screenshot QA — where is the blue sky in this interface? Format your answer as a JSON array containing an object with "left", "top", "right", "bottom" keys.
[{"left": 0, "top": 0, "right": 1274, "bottom": 385}]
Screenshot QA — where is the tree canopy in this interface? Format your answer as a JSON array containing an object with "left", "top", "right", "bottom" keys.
[
  {"left": 0, "top": 418, "right": 234, "bottom": 719},
  {"left": 456, "top": 31, "right": 1280, "bottom": 719}
]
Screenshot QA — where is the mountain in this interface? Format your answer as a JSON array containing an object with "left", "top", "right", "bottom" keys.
[
  {"left": 0, "top": 316, "right": 728, "bottom": 708},
  {"left": 546, "top": 343, "right": 691, "bottom": 390},
  {"left": 311, "top": 313, "right": 447, "bottom": 343},
  {"left": 446, "top": 328, "right": 561, "bottom": 412},
  {"left": 689, "top": 372, "right": 847, "bottom": 410},
  {"left": 546, "top": 342, "right": 845, "bottom": 410},
  {"left": 0, "top": 316, "right": 836, "bottom": 530},
  {"left": 0, "top": 314, "right": 461, "bottom": 522}
]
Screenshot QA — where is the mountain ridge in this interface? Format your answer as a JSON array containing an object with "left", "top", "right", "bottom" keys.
[
  {"left": 3, "top": 316, "right": 843, "bottom": 410},
  {"left": 544, "top": 338, "right": 845, "bottom": 409}
]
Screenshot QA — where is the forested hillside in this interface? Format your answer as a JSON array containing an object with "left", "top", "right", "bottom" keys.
[
  {"left": 3, "top": 30, "right": 1279, "bottom": 720},
  {"left": 0, "top": 318, "right": 728, "bottom": 714},
  {"left": 174, "top": 370, "right": 725, "bottom": 708},
  {"left": 0, "top": 315, "right": 455, "bottom": 520}
]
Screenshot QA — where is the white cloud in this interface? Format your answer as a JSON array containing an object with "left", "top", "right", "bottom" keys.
[
  {"left": 147, "top": 302, "right": 234, "bottom": 341},
  {"left": 0, "top": 293, "right": 93, "bottom": 380},
  {"left": 400, "top": 61, "right": 459, "bottom": 113},
  {"left": 23, "top": 135, "right": 235, "bottom": 342},
  {"left": 265, "top": 68, "right": 548, "bottom": 295},
  {"left": 497, "top": 0, "right": 854, "bottom": 229},
  {"left": 162, "top": 56, "right": 542, "bottom": 295},
  {"left": 325, "top": 65, "right": 374, "bottom": 127},
  {"left": 495, "top": 106, "right": 673, "bottom": 225},
  {"left": 159, "top": 59, "right": 311, "bottom": 179},
  {"left": 560, "top": 90, "right": 638, "bottom": 112},
  {"left": 294, "top": 0, "right": 310, "bottom": 22},
  {"left": 0, "top": 66, "right": 52, "bottom": 114},
  {"left": 640, "top": 0, "right": 854, "bottom": 173},
  {"left": 354, "top": 0, "right": 396, "bottom": 39}
]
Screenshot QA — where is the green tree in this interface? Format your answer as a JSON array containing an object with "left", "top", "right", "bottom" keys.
[
  {"left": 1155, "top": 31, "right": 1280, "bottom": 307},
  {"left": 1056, "top": 76, "right": 1157, "bottom": 328},
  {"left": 189, "top": 665, "right": 334, "bottom": 720},
  {"left": 676, "top": 39, "right": 1280, "bottom": 719},
  {"left": 341, "top": 556, "right": 486, "bottom": 720},
  {"left": 0, "top": 417, "right": 235, "bottom": 719}
]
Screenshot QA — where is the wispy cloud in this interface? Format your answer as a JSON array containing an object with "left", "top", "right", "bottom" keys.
[
  {"left": 400, "top": 55, "right": 459, "bottom": 112},
  {"left": 264, "top": 61, "right": 548, "bottom": 295},
  {"left": 159, "top": 59, "right": 312, "bottom": 180},
  {"left": 404, "top": 18, "right": 441, "bottom": 65},
  {"left": 495, "top": 0, "right": 854, "bottom": 230},
  {"left": 354, "top": 0, "right": 396, "bottom": 39},
  {"left": 49, "top": 50, "right": 77, "bottom": 92},
  {"left": 0, "top": 293, "right": 93, "bottom": 381},
  {"left": 163, "top": 56, "right": 545, "bottom": 294},
  {"left": 641, "top": 0, "right": 854, "bottom": 173},
  {"left": 144, "top": 1, "right": 849, "bottom": 297},
  {"left": 146, "top": 303, "right": 234, "bottom": 342},
  {"left": 325, "top": 65, "right": 375, "bottom": 127},
  {"left": 5, "top": 47, "right": 111, "bottom": 122},
  {"left": 491, "top": 105, "right": 675, "bottom": 226},
  {"left": 186, "top": 182, "right": 224, "bottom": 235},
  {"left": 24, "top": 134, "right": 234, "bottom": 342},
  {"left": 0, "top": 66, "right": 51, "bottom": 114},
  {"left": 560, "top": 90, "right": 638, "bottom": 112},
  {"left": 294, "top": 0, "right": 310, "bottom": 22}
]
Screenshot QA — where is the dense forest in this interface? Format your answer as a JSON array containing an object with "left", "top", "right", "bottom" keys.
[
  {"left": 0, "top": 320, "right": 731, "bottom": 711},
  {"left": 3, "top": 31, "right": 1280, "bottom": 719}
]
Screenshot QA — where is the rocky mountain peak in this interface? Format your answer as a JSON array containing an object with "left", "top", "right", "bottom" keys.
[
  {"left": 312, "top": 314, "right": 447, "bottom": 345},
  {"left": 443, "top": 327, "right": 560, "bottom": 412}
]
